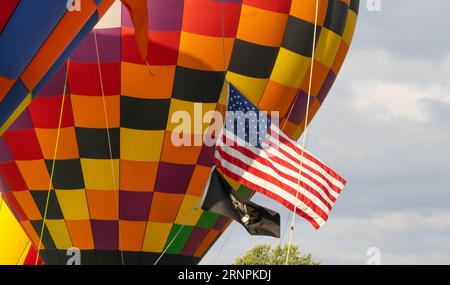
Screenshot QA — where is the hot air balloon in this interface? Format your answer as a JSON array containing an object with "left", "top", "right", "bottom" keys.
[
  {"left": 0, "top": 0, "right": 115, "bottom": 136},
  {"left": 0, "top": 0, "right": 359, "bottom": 265}
]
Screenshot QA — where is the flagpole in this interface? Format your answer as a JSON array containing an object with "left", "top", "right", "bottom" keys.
[{"left": 285, "top": 0, "right": 319, "bottom": 265}]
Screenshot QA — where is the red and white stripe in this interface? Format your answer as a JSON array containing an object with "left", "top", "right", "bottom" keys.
[{"left": 215, "top": 127, "right": 346, "bottom": 229}]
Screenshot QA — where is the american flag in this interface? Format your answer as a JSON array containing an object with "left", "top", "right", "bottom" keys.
[{"left": 215, "top": 84, "right": 347, "bottom": 229}]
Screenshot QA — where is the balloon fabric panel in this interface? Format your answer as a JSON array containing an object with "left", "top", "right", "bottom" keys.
[{"left": 0, "top": 0, "right": 116, "bottom": 136}]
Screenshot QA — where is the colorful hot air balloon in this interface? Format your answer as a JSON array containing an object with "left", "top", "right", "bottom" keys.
[
  {"left": 0, "top": 0, "right": 359, "bottom": 265},
  {"left": 0, "top": 0, "right": 116, "bottom": 136}
]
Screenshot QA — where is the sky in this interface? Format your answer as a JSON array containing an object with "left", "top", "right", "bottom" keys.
[{"left": 202, "top": 0, "right": 450, "bottom": 265}]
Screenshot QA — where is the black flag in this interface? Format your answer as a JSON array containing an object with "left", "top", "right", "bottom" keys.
[{"left": 201, "top": 168, "right": 280, "bottom": 238}]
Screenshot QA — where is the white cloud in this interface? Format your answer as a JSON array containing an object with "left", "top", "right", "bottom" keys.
[
  {"left": 301, "top": 210, "right": 450, "bottom": 264},
  {"left": 352, "top": 82, "right": 445, "bottom": 122},
  {"left": 343, "top": 49, "right": 450, "bottom": 122}
]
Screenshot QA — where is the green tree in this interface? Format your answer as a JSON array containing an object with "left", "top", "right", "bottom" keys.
[{"left": 233, "top": 244, "right": 320, "bottom": 265}]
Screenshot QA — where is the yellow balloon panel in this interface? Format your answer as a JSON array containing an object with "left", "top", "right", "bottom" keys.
[{"left": 0, "top": 198, "right": 30, "bottom": 265}]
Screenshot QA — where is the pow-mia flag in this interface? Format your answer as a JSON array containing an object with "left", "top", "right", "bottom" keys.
[{"left": 201, "top": 168, "right": 280, "bottom": 238}]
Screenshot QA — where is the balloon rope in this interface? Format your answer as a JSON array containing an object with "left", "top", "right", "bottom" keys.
[
  {"left": 285, "top": 0, "right": 320, "bottom": 265},
  {"left": 206, "top": 4, "right": 234, "bottom": 266},
  {"left": 153, "top": 207, "right": 199, "bottom": 265},
  {"left": 93, "top": 29, "right": 125, "bottom": 266},
  {"left": 279, "top": 211, "right": 293, "bottom": 246},
  {"left": 0, "top": 196, "right": 3, "bottom": 244},
  {"left": 0, "top": 194, "right": 3, "bottom": 216},
  {"left": 220, "top": 0, "right": 231, "bottom": 123},
  {"left": 220, "top": 1, "right": 227, "bottom": 81},
  {"left": 210, "top": 222, "right": 235, "bottom": 265},
  {"left": 35, "top": 60, "right": 70, "bottom": 265},
  {"left": 156, "top": 0, "right": 229, "bottom": 266},
  {"left": 17, "top": 241, "right": 31, "bottom": 265},
  {"left": 279, "top": 132, "right": 313, "bottom": 247}
]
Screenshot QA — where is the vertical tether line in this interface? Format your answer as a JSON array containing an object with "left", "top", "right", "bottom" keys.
[
  {"left": 285, "top": 0, "right": 319, "bottom": 265},
  {"left": 153, "top": 208, "right": 198, "bottom": 265},
  {"left": 93, "top": 29, "right": 125, "bottom": 266},
  {"left": 210, "top": 222, "right": 235, "bottom": 265},
  {"left": 0, "top": 194, "right": 3, "bottom": 216},
  {"left": 155, "top": 1, "right": 229, "bottom": 265},
  {"left": 36, "top": 60, "right": 71, "bottom": 265},
  {"left": 220, "top": 0, "right": 228, "bottom": 81},
  {"left": 207, "top": 0, "right": 235, "bottom": 266},
  {"left": 17, "top": 241, "right": 31, "bottom": 265}
]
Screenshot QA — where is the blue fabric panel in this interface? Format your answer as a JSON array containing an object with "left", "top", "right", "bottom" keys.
[
  {"left": 0, "top": 0, "right": 68, "bottom": 79},
  {"left": 33, "top": 11, "right": 101, "bottom": 97},
  {"left": 0, "top": 79, "right": 29, "bottom": 127}
]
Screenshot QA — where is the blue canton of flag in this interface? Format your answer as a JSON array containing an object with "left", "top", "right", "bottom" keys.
[{"left": 225, "top": 85, "right": 272, "bottom": 148}]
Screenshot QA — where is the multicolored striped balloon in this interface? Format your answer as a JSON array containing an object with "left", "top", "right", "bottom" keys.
[{"left": 0, "top": 0, "right": 359, "bottom": 264}]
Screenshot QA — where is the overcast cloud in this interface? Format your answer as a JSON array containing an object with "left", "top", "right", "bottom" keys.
[{"left": 202, "top": 0, "right": 450, "bottom": 265}]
